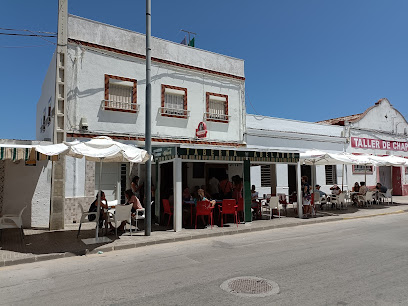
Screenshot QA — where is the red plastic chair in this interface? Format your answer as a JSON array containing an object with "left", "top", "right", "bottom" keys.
[
  {"left": 162, "top": 199, "right": 173, "bottom": 226},
  {"left": 220, "top": 199, "right": 238, "bottom": 227},
  {"left": 195, "top": 201, "right": 213, "bottom": 229},
  {"left": 237, "top": 198, "right": 244, "bottom": 223}
]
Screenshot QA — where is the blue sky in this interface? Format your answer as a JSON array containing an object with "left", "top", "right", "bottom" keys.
[{"left": 1, "top": 0, "right": 408, "bottom": 140}]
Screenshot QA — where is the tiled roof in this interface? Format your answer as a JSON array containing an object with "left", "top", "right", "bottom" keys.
[{"left": 317, "top": 113, "right": 363, "bottom": 126}]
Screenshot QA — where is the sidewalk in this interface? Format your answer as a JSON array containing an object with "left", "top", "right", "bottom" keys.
[{"left": 2, "top": 196, "right": 408, "bottom": 267}]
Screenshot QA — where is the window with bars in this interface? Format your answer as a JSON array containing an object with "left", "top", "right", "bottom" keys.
[
  {"left": 161, "top": 84, "right": 188, "bottom": 118},
  {"left": 260, "top": 165, "right": 271, "bottom": 187},
  {"left": 104, "top": 74, "right": 138, "bottom": 113},
  {"left": 325, "top": 165, "right": 337, "bottom": 185},
  {"left": 164, "top": 92, "right": 184, "bottom": 115},
  {"left": 206, "top": 92, "right": 229, "bottom": 122},
  {"left": 352, "top": 165, "right": 373, "bottom": 174}
]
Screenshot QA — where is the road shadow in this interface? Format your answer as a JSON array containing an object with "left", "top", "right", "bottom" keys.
[{"left": 0, "top": 222, "right": 167, "bottom": 256}]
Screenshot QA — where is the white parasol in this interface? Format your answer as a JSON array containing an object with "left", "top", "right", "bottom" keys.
[{"left": 36, "top": 136, "right": 150, "bottom": 243}]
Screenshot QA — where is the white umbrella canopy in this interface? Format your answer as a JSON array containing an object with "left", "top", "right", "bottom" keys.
[
  {"left": 300, "top": 150, "right": 358, "bottom": 165},
  {"left": 35, "top": 136, "right": 150, "bottom": 163},
  {"left": 36, "top": 136, "right": 150, "bottom": 243},
  {"left": 368, "top": 155, "right": 408, "bottom": 166}
]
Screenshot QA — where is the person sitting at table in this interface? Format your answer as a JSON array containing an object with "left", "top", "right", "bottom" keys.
[
  {"left": 315, "top": 185, "right": 327, "bottom": 209},
  {"left": 329, "top": 184, "right": 342, "bottom": 208},
  {"left": 183, "top": 187, "right": 192, "bottom": 202},
  {"left": 359, "top": 182, "right": 367, "bottom": 195},
  {"left": 251, "top": 185, "right": 260, "bottom": 219},
  {"left": 117, "top": 189, "right": 143, "bottom": 231},
  {"left": 351, "top": 182, "right": 360, "bottom": 205},
  {"left": 201, "top": 185, "right": 212, "bottom": 200},
  {"left": 197, "top": 188, "right": 216, "bottom": 207},
  {"left": 88, "top": 191, "right": 113, "bottom": 229},
  {"left": 195, "top": 189, "right": 216, "bottom": 228},
  {"left": 375, "top": 182, "right": 387, "bottom": 202},
  {"left": 356, "top": 182, "right": 368, "bottom": 207},
  {"left": 376, "top": 182, "right": 387, "bottom": 193}
]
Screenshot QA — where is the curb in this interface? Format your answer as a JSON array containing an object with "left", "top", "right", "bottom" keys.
[
  {"left": 2, "top": 208, "right": 408, "bottom": 268},
  {"left": 342, "top": 209, "right": 407, "bottom": 220}
]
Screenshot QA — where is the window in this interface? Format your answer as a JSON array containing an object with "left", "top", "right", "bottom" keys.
[
  {"left": 46, "top": 97, "right": 52, "bottom": 126},
  {"left": 260, "top": 165, "right": 271, "bottom": 187},
  {"left": 325, "top": 165, "right": 337, "bottom": 185},
  {"left": 40, "top": 108, "right": 46, "bottom": 133},
  {"left": 352, "top": 165, "right": 373, "bottom": 174},
  {"left": 161, "top": 84, "right": 188, "bottom": 118},
  {"left": 206, "top": 92, "right": 229, "bottom": 122},
  {"left": 104, "top": 74, "right": 138, "bottom": 113}
]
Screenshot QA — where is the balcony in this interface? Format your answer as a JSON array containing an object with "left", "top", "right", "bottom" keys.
[
  {"left": 102, "top": 100, "right": 139, "bottom": 113},
  {"left": 204, "top": 112, "right": 230, "bottom": 123},
  {"left": 159, "top": 107, "right": 190, "bottom": 119}
]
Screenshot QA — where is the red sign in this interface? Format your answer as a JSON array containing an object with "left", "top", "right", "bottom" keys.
[
  {"left": 196, "top": 122, "right": 207, "bottom": 138},
  {"left": 351, "top": 137, "right": 408, "bottom": 152}
]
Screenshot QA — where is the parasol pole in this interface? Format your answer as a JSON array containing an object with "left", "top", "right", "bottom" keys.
[
  {"left": 95, "top": 158, "right": 103, "bottom": 240},
  {"left": 342, "top": 164, "right": 344, "bottom": 191}
]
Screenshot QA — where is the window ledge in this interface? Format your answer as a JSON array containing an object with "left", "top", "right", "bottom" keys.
[
  {"left": 159, "top": 107, "right": 189, "bottom": 119},
  {"left": 102, "top": 100, "right": 139, "bottom": 113},
  {"left": 204, "top": 112, "right": 230, "bottom": 123}
]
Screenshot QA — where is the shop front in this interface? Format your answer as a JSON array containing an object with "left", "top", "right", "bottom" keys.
[{"left": 153, "top": 145, "right": 300, "bottom": 231}]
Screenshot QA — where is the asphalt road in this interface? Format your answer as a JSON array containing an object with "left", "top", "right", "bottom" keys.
[{"left": 1, "top": 214, "right": 408, "bottom": 306}]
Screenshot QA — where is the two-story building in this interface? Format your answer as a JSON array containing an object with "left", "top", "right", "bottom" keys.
[{"left": 37, "top": 15, "right": 300, "bottom": 230}]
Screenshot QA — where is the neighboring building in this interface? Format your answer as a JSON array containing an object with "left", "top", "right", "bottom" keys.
[
  {"left": 246, "top": 98, "right": 408, "bottom": 197},
  {"left": 0, "top": 140, "right": 52, "bottom": 228},
  {"left": 246, "top": 114, "right": 346, "bottom": 197},
  {"left": 319, "top": 98, "right": 408, "bottom": 195}
]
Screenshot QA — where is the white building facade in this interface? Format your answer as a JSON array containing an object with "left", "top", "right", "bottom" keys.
[
  {"left": 36, "top": 15, "right": 249, "bottom": 226},
  {"left": 246, "top": 98, "right": 408, "bottom": 197}
]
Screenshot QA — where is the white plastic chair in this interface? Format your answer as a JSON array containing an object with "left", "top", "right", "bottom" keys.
[
  {"left": 262, "top": 196, "right": 279, "bottom": 220},
  {"left": 108, "top": 204, "right": 133, "bottom": 237},
  {"left": 77, "top": 203, "right": 99, "bottom": 238},
  {"left": 358, "top": 191, "right": 374, "bottom": 207},
  {"left": 269, "top": 196, "right": 280, "bottom": 218},
  {"left": 379, "top": 189, "right": 393, "bottom": 205},
  {"left": 332, "top": 192, "right": 347, "bottom": 210},
  {"left": 0, "top": 206, "right": 27, "bottom": 240},
  {"left": 261, "top": 199, "right": 272, "bottom": 220}
]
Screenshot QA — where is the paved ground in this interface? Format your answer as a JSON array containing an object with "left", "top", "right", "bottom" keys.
[
  {"left": 1, "top": 212, "right": 408, "bottom": 306},
  {"left": 1, "top": 196, "right": 407, "bottom": 267}
]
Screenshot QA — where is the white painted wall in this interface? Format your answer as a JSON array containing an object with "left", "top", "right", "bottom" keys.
[
  {"left": 246, "top": 114, "right": 346, "bottom": 152},
  {"left": 3, "top": 160, "right": 51, "bottom": 228},
  {"left": 68, "top": 15, "right": 245, "bottom": 78},
  {"left": 228, "top": 163, "right": 243, "bottom": 180},
  {"left": 36, "top": 52, "right": 56, "bottom": 141},
  {"left": 65, "top": 45, "right": 244, "bottom": 144},
  {"left": 65, "top": 156, "right": 85, "bottom": 197}
]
